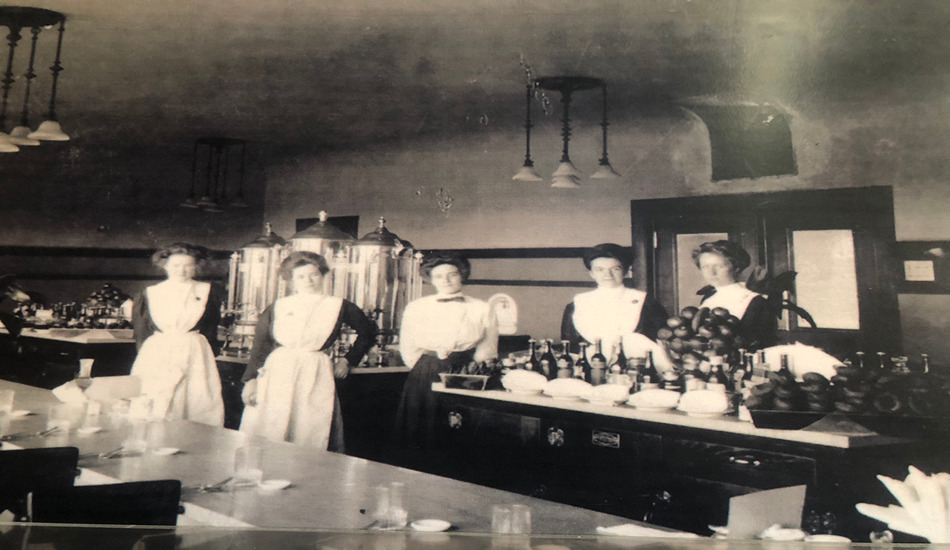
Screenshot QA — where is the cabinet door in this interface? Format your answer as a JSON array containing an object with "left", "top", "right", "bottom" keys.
[{"left": 538, "top": 417, "right": 663, "bottom": 518}]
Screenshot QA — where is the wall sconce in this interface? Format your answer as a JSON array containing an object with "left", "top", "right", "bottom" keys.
[
  {"left": 513, "top": 76, "right": 620, "bottom": 187},
  {"left": 0, "top": 7, "right": 69, "bottom": 153},
  {"left": 180, "top": 137, "right": 248, "bottom": 212}
]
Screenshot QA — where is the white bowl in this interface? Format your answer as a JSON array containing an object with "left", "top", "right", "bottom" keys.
[
  {"left": 501, "top": 370, "right": 548, "bottom": 393},
  {"left": 411, "top": 519, "right": 451, "bottom": 532},
  {"left": 543, "top": 378, "right": 593, "bottom": 399},
  {"left": 627, "top": 389, "right": 682, "bottom": 410},
  {"left": 258, "top": 479, "right": 292, "bottom": 491},
  {"left": 151, "top": 447, "right": 180, "bottom": 456}
]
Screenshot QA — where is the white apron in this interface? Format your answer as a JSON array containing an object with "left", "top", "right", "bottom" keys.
[
  {"left": 240, "top": 294, "right": 342, "bottom": 449},
  {"left": 130, "top": 281, "right": 224, "bottom": 426},
  {"left": 573, "top": 287, "right": 647, "bottom": 359},
  {"left": 700, "top": 283, "right": 761, "bottom": 319}
]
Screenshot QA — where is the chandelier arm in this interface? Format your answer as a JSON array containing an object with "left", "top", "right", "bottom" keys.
[
  {"left": 18, "top": 27, "right": 40, "bottom": 127},
  {"left": 44, "top": 18, "right": 65, "bottom": 122},
  {"left": 0, "top": 25, "right": 23, "bottom": 129},
  {"left": 559, "top": 88, "right": 573, "bottom": 164}
]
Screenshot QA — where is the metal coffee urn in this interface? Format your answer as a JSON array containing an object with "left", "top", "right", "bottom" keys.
[
  {"left": 225, "top": 222, "right": 287, "bottom": 354},
  {"left": 348, "top": 217, "right": 423, "bottom": 365}
]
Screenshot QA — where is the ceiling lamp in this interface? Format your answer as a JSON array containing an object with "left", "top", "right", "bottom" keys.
[
  {"left": 513, "top": 76, "right": 621, "bottom": 187},
  {"left": 181, "top": 137, "right": 248, "bottom": 212},
  {"left": 0, "top": 7, "right": 69, "bottom": 153}
]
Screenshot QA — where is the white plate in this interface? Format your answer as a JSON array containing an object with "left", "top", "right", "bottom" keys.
[
  {"left": 151, "top": 447, "right": 180, "bottom": 456},
  {"left": 546, "top": 394, "right": 581, "bottom": 401},
  {"left": 258, "top": 479, "right": 292, "bottom": 491},
  {"left": 77, "top": 426, "right": 103, "bottom": 435},
  {"left": 633, "top": 404, "right": 676, "bottom": 412},
  {"left": 683, "top": 411, "right": 726, "bottom": 418},
  {"left": 9, "top": 410, "right": 31, "bottom": 418},
  {"left": 804, "top": 534, "right": 851, "bottom": 544},
  {"left": 410, "top": 519, "right": 451, "bottom": 532}
]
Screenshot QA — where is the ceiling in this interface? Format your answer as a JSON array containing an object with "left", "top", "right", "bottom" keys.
[{"left": 2, "top": 0, "right": 947, "bottom": 164}]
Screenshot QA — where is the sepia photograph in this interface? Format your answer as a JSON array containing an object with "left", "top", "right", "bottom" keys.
[{"left": 0, "top": 0, "right": 948, "bottom": 548}]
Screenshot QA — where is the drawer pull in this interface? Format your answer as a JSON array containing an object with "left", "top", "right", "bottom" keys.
[
  {"left": 546, "top": 427, "right": 565, "bottom": 447},
  {"left": 447, "top": 411, "right": 463, "bottom": 430},
  {"left": 728, "top": 455, "right": 762, "bottom": 467}
]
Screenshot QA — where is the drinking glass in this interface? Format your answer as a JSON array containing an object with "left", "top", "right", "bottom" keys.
[
  {"left": 491, "top": 505, "right": 512, "bottom": 534},
  {"left": 47, "top": 403, "right": 74, "bottom": 431},
  {"left": 234, "top": 445, "right": 264, "bottom": 486},
  {"left": 388, "top": 481, "right": 408, "bottom": 528},
  {"left": 124, "top": 420, "right": 148, "bottom": 453},
  {"left": 0, "top": 389, "right": 14, "bottom": 415},
  {"left": 78, "top": 358, "right": 94, "bottom": 379},
  {"left": 510, "top": 504, "right": 531, "bottom": 534},
  {"left": 373, "top": 484, "right": 392, "bottom": 527}
]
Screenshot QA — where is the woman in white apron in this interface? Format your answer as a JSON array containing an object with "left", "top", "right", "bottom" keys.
[
  {"left": 561, "top": 244, "right": 668, "bottom": 362},
  {"left": 239, "top": 251, "right": 375, "bottom": 451},
  {"left": 131, "top": 243, "right": 225, "bottom": 426},
  {"left": 692, "top": 240, "right": 777, "bottom": 350}
]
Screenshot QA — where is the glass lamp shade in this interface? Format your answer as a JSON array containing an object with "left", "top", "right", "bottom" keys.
[
  {"left": 552, "top": 160, "right": 583, "bottom": 178},
  {"left": 0, "top": 133, "right": 19, "bottom": 153},
  {"left": 9, "top": 126, "right": 40, "bottom": 146},
  {"left": 591, "top": 161, "right": 622, "bottom": 179},
  {"left": 203, "top": 201, "right": 224, "bottom": 213},
  {"left": 551, "top": 173, "right": 581, "bottom": 188},
  {"left": 196, "top": 195, "right": 217, "bottom": 208},
  {"left": 28, "top": 120, "right": 70, "bottom": 141},
  {"left": 512, "top": 164, "right": 543, "bottom": 181}
]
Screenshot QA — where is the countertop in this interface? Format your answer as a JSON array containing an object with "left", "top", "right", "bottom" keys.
[
  {"left": 432, "top": 384, "right": 910, "bottom": 449},
  {"left": 0, "top": 380, "right": 672, "bottom": 535}
]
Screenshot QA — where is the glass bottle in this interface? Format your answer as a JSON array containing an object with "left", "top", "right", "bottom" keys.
[
  {"left": 525, "top": 339, "right": 539, "bottom": 372},
  {"left": 706, "top": 356, "right": 731, "bottom": 393},
  {"left": 921, "top": 353, "right": 931, "bottom": 375},
  {"left": 640, "top": 351, "right": 661, "bottom": 390},
  {"left": 610, "top": 343, "right": 627, "bottom": 376},
  {"left": 574, "top": 342, "right": 591, "bottom": 381},
  {"left": 556, "top": 340, "right": 574, "bottom": 379},
  {"left": 854, "top": 351, "right": 866, "bottom": 370},
  {"left": 539, "top": 339, "right": 558, "bottom": 380},
  {"left": 589, "top": 339, "right": 608, "bottom": 386}
]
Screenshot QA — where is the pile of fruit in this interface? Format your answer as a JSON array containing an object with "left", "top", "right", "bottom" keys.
[
  {"left": 656, "top": 306, "right": 744, "bottom": 367},
  {"left": 745, "top": 366, "right": 948, "bottom": 417},
  {"left": 85, "top": 283, "right": 130, "bottom": 308}
]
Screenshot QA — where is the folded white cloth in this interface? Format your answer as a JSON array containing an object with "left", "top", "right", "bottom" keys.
[
  {"left": 596, "top": 524, "right": 700, "bottom": 538},
  {"left": 762, "top": 343, "right": 840, "bottom": 380}
]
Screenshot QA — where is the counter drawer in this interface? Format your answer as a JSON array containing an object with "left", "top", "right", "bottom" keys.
[{"left": 662, "top": 438, "right": 816, "bottom": 490}]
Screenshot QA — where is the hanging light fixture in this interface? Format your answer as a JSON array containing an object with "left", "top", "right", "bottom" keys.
[
  {"left": 182, "top": 137, "right": 249, "bottom": 212},
  {"left": 590, "top": 82, "right": 621, "bottom": 179},
  {"left": 0, "top": 7, "right": 68, "bottom": 153},
  {"left": 512, "top": 84, "right": 542, "bottom": 182},
  {"left": 515, "top": 76, "right": 619, "bottom": 187}
]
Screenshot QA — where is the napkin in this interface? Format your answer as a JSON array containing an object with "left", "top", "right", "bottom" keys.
[
  {"left": 856, "top": 465, "right": 950, "bottom": 543},
  {"left": 51, "top": 380, "right": 89, "bottom": 404},
  {"left": 761, "top": 343, "right": 840, "bottom": 380},
  {"left": 596, "top": 524, "right": 699, "bottom": 538}
]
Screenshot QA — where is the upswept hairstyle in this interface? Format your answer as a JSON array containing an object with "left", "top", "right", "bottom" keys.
[
  {"left": 420, "top": 251, "right": 471, "bottom": 281},
  {"left": 691, "top": 240, "right": 751, "bottom": 273},
  {"left": 278, "top": 251, "right": 330, "bottom": 280},
  {"left": 151, "top": 242, "right": 211, "bottom": 268}
]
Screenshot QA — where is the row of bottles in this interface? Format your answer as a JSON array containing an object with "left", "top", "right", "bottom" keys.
[{"left": 516, "top": 339, "right": 798, "bottom": 397}]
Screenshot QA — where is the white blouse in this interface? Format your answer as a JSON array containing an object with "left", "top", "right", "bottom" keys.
[
  {"left": 700, "top": 282, "right": 762, "bottom": 319},
  {"left": 399, "top": 294, "right": 498, "bottom": 369}
]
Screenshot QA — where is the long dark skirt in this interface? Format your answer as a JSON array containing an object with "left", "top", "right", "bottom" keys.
[{"left": 391, "top": 349, "right": 475, "bottom": 450}]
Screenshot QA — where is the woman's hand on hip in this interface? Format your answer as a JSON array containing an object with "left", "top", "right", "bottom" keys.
[
  {"left": 241, "top": 378, "right": 258, "bottom": 406},
  {"left": 333, "top": 358, "right": 350, "bottom": 379}
]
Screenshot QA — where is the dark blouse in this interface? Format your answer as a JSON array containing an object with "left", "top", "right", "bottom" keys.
[
  {"left": 701, "top": 294, "right": 778, "bottom": 351},
  {"left": 132, "top": 283, "right": 224, "bottom": 356},
  {"left": 559, "top": 293, "right": 668, "bottom": 351},
  {"left": 241, "top": 299, "right": 377, "bottom": 382}
]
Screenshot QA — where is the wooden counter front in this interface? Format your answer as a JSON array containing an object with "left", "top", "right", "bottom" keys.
[{"left": 431, "top": 385, "right": 947, "bottom": 541}]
